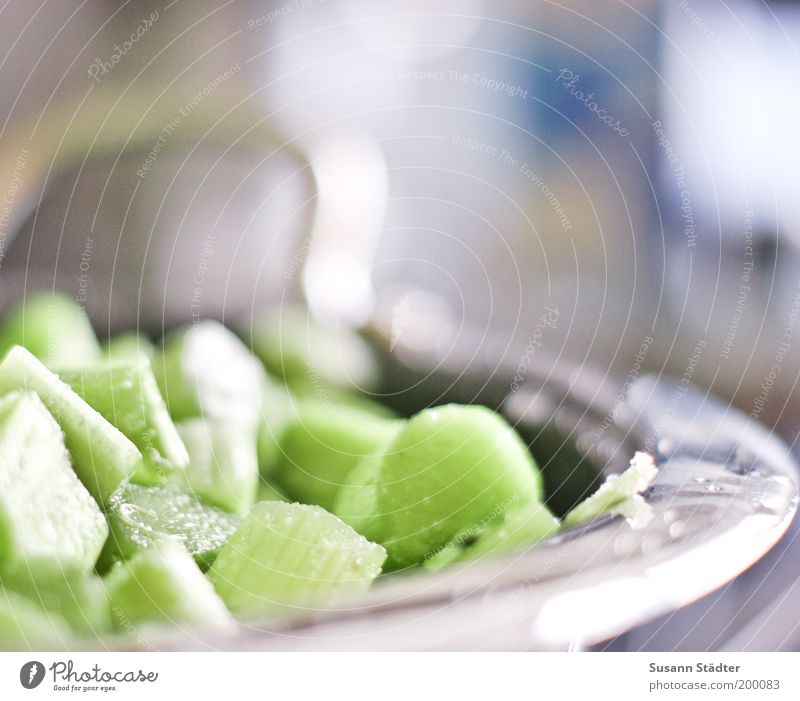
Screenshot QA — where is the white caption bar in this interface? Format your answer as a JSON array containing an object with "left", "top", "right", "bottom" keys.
[{"left": 0, "top": 652, "right": 797, "bottom": 700}]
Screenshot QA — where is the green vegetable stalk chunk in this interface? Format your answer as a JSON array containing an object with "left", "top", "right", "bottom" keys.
[
  {"left": 0, "top": 588, "right": 72, "bottom": 650},
  {"left": 0, "top": 391, "right": 108, "bottom": 571},
  {"left": 153, "top": 321, "right": 265, "bottom": 425},
  {"left": 256, "top": 375, "right": 297, "bottom": 477},
  {"left": 275, "top": 398, "right": 402, "bottom": 511},
  {"left": 58, "top": 360, "right": 189, "bottom": 485},
  {"left": 102, "top": 332, "right": 155, "bottom": 364},
  {"left": 334, "top": 404, "right": 543, "bottom": 570},
  {"left": 100, "top": 483, "right": 240, "bottom": 572},
  {"left": 175, "top": 418, "right": 258, "bottom": 516},
  {"left": 0, "top": 292, "right": 101, "bottom": 369},
  {"left": 0, "top": 347, "right": 141, "bottom": 506},
  {"left": 423, "top": 501, "right": 560, "bottom": 571},
  {"left": 207, "top": 501, "right": 386, "bottom": 617},
  {"left": 106, "top": 537, "right": 233, "bottom": 633},
  {"left": 249, "top": 306, "right": 380, "bottom": 393},
  {"left": 562, "top": 451, "right": 658, "bottom": 529},
  {"left": 0, "top": 563, "right": 111, "bottom": 636}
]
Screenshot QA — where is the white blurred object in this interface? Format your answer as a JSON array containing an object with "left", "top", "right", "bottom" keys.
[
  {"left": 303, "top": 135, "right": 388, "bottom": 326},
  {"left": 341, "top": 0, "right": 484, "bottom": 66}
]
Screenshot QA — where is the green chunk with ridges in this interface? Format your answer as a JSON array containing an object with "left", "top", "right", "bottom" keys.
[
  {"left": 0, "top": 588, "right": 72, "bottom": 649},
  {"left": 335, "top": 404, "right": 543, "bottom": 570},
  {"left": 0, "top": 292, "right": 101, "bottom": 368},
  {"left": 0, "top": 346, "right": 141, "bottom": 506},
  {"left": 424, "top": 501, "right": 559, "bottom": 571},
  {"left": 563, "top": 451, "right": 658, "bottom": 529},
  {"left": 0, "top": 391, "right": 108, "bottom": 571},
  {"left": 154, "top": 321, "right": 265, "bottom": 425},
  {"left": 101, "top": 483, "right": 239, "bottom": 571},
  {"left": 0, "top": 563, "right": 111, "bottom": 636},
  {"left": 58, "top": 360, "right": 188, "bottom": 485},
  {"left": 102, "top": 333, "right": 154, "bottom": 364},
  {"left": 174, "top": 418, "right": 258, "bottom": 515},
  {"left": 207, "top": 502, "right": 386, "bottom": 617},
  {"left": 275, "top": 399, "right": 402, "bottom": 511},
  {"left": 106, "top": 538, "right": 232, "bottom": 632},
  {"left": 249, "top": 307, "right": 380, "bottom": 392}
]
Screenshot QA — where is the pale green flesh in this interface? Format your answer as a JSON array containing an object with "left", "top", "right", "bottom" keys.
[
  {"left": 256, "top": 376, "right": 297, "bottom": 477},
  {"left": 154, "top": 320, "right": 265, "bottom": 425},
  {"left": 275, "top": 399, "right": 401, "bottom": 511},
  {"left": 0, "top": 587, "right": 72, "bottom": 649},
  {"left": 332, "top": 440, "right": 392, "bottom": 536},
  {"left": 0, "top": 293, "right": 101, "bottom": 369},
  {"left": 563, "top": 452, "right": 658, "bottom": 529},
  {"left": 336, "top": 404, "right": 544, "bottom": 570},
  {"left": 175, "top": 418, "right": 258, "bottom": 516},
  {"left": 207, "top": 502, "right": 386, "bottom": 617},
  {"left": 0, "top": 391, "right": 108, "bottom": 571},
  {"left": 58, "top": 360, "right": 189, "bottom": 485},
  {"left": 249, "top": 306, "right": 379, "bottom": 392},
  {"left": 102, "top": 333, "right": 155, "bottom": 364},
  {"left": 0, "top": 346, "right": 141, "bottom": 506},
  {"left": 106, "top": 538, "right": 233, "bottom": 632},
  {"left": 101, "top": 483, "right": 240, "bottom": 572},
  {"left": 424, "top": 501, "right": 560, "bottom": 571},
  {"left": 0, "top": 563, "right": 110, "bottom": 636}
]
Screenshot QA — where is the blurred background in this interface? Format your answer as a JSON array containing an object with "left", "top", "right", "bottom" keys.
[{"left": 0, "top": 0, "right": 798, "bottom": 650}]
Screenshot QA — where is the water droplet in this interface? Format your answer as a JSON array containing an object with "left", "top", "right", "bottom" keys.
[{"left": 669, "top": 520, "right": 687, "bottom": 538}]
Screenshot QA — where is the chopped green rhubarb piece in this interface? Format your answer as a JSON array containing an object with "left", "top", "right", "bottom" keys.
[
  {"left": 256, "top": 376, "right": 297, "bottom": 476},
  {"left": 100, "top": 483, "right": 239, "bottom": 571},
  {"left": 0, "top": 391, "right": 108, "bottom": 571},
  {"left": 58, "top": 360, "right": 188, "bottom": 485},
  {"left": 249, "top": 307, "right": 380, "bottom": 392},
  {"left": 0, "top": 292, "right": 101, "bottom": 368},
  {"left": 562, "top": 451, "right": 658, "bottom": 529},
  {"left": 275, "top": 399, "right": 402, "bottom": 511},
  {"left": 154, "top": 321, "right": 265, "bottom": 425},
  {"left": 0, "top": 588, "right": 71, "bottom": 649},
  {"left": 424, "top": 501, "right": 559, "bottom": 570},
  {"left": 333, "top": 447, "right": 386, "bottom": 536},
  {"left": 335, "top": 404, "right": 543, "bottom": 570},
  {"left": 102, "top": 332, "right": 155, "bottom": 364},
  {"left": 106, "top": 537, "right": 232, "bottom": 632},
  {"left": 207, "top": 502, "right": 386, "bottom": 617},
  {"left": 0, "top": 346, "right": 141, "bottom": 505},
  {"left": 174, "top": 418, "right": 258, "bottom": 516},
  {"left": 0, "top": 563, "right": 111, "bottom": 636}
]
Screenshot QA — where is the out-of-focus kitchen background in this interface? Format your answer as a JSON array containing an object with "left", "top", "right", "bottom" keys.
[{"left": 0, "top": 0, "right": 798, "bottom": 650}]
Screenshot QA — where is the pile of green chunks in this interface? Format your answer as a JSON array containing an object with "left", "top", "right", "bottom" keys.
[{"left": 0, "top": 295, "right": 655, "bottom": 648}]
